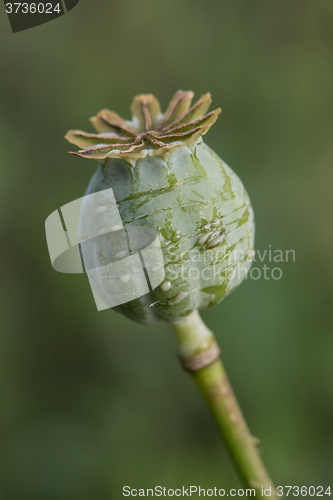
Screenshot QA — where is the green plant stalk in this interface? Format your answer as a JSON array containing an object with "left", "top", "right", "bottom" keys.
[{"left": 168, "top": 311, "right": 277, "bottom": 499}]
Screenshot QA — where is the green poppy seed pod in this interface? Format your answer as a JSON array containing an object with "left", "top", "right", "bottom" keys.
[{"left": 66, "top": 91, "right": 255, "bottom": 324}]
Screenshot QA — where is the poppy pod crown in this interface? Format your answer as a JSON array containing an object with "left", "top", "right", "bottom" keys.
[{"left": 65, "top": 91, "right": 221, "bottom": 166}]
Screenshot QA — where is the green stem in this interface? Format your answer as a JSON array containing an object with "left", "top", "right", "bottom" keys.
[{"left": 168, "top": 310, "right": 277, "bottom": 499}]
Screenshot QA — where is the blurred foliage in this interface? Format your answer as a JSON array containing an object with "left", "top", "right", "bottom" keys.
[{"left": 0, "top": 0, "right": 333, "bottom": 498}]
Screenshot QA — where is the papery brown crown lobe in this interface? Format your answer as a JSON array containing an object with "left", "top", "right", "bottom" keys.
[{"left": 65, "top": 91, "right": 221, "bottom": 164}]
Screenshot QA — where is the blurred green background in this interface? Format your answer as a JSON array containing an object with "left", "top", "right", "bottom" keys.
[{"left": 1, "top": 0, "right": 333, "bottom": 498}]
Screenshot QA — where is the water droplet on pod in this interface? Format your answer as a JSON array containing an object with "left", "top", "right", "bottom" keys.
[
  {"left": 115, "top": 250, "right": 128, "bottom": 259},
  {"left": 197, "top": 231, "right": 213, "bottom": 246},
  {"left": 169, "top": 291, "right": 189, "bottom": 304},
  {"left": 91, "top": 205, "right": 107, "bottom": 219},
  {"left": 207, "top": 233, "right": 226, "bottom": 248},
  {"left": 160, "top": 281, "right": 172, "bottom": 292},
  {"left": 211, "top": 218, "right": 221, "bottom": 227},
  {"left": 119, "top": 274, "right": 131, "bottom": 283},
  {"left": 110, "top": 224, "right": 123, "bottom": 232},
  {"left": 169, "top": 288, "right": 197, "bottom": 305}
]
